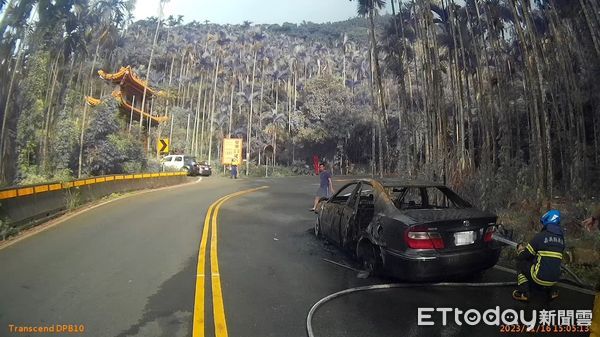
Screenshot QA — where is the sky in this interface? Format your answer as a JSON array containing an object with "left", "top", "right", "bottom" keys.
[{"left": 134, "top": 0, "right": 393, "bottom": 25}]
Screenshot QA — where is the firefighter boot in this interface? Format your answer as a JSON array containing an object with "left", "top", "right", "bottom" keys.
[{"left": 513, "top": 273, "right": 530, "bottom": 302}]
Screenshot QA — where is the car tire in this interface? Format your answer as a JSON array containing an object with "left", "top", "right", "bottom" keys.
[
  {"left": 314, "top": 217, "right": 322, "bottom": 238},
  {"left": 356, "top": 240, "right": 382, "bottom": 276}
]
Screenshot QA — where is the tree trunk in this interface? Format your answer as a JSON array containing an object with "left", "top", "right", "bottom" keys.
[
  {"left": 208, "top": 58, "right": 220, "bottom": 166},
  {"left": 185, "top": 113, "right": 191, "bottom": 153},
  {"left": 140, "top": 2, "right": 164, "bottom": 130},
  {"left": 228, "top": 77, "right": 234, "bottom": 137},
  {"left": 200, "top": 88, "right": 208, "bottom": 159},
  {"left": 129, "top": 96, "right": 136, "bottom": 133},
  {"left": 167, "top": 55, "right": 176, "bottom": 146},
  {"left": 77, "top": 42, "right": 100, "bottom": 178},
  {"left": 0, "top": 41, "right": 24, "bottom": 182},
  {"left": 247, "top": 50, "right": 257, "bottom": 175},
  {"left": 368, "top": 7, "right": 388, "bottom": 126},
  {"left": 41, "top": 51, "right": 61, "bottom": 172},
  {"left": 192, "top": 76, "right": 203, "bottom": 156}
]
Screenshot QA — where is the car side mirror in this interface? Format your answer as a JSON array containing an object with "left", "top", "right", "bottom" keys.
[{"left": 319, "top": 197, "right": 329, "bottom": 203}]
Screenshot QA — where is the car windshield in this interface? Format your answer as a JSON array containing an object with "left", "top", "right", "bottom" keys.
[
  {"left": 184, "top": 157, "right": 197, "bottom": 164},
  {"left": 385, "top": 186, "right": 472, "bottom": 210}
]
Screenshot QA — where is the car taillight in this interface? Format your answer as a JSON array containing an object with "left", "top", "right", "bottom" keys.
[
  {"left": 484, "top": 226, "right": 496, "bottom": 242},
  {"left": 405, "top": 230, "right": 445, "bottom": 249}
]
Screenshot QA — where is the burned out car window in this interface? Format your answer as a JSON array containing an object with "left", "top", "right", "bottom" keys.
[
  {"left": 358, "top": 185, "right": 374, "bottom": 202},
  {"left": 426, "top": 187, "right": 453, "bottom": 208},
  {"left": 386, "top": 186, "right": 472, "bottom": 210},
  {"left": 330, "top": 183, "right": 359, "bottom": 204}
]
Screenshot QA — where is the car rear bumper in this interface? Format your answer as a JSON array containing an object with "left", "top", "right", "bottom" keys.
[
  {"left": 199, "top": 169, "right": 211, "bottom": 176},
  {"left": 381, "top": 246, "right": 501, "bottom": 281}
]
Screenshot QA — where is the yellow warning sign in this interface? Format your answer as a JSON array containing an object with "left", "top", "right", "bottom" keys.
[
  {"left": 222, "top": 138, "right": 243, "bottom": 166},
  {"left": 158, "top": 139, "right": 169, "bottom": 154}
]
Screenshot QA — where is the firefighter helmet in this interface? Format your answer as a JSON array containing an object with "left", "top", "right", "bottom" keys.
[{"left": 541, "top": 209, "right": 561, "bottom": 226}]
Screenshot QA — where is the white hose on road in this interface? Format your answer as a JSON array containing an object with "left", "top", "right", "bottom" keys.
[{"left": 306, "top": 281, "right": 517, "bottom": 337}]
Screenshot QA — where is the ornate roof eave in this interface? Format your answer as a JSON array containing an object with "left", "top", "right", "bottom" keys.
[
  {"left": 84, "top": 93, "right": 168, "bottom": 127},
  {"left": 98, "top": 66, "right": 159, "bottom": 98},
  {"left": 113, "top": 91, "right": 168, "bottom": 126},
  {"left": 85, "top": 96, "right": 102, "bottom": 106}
]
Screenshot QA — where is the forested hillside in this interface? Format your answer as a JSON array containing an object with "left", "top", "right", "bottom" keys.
[{"left": 1, "top": 0, "right": 599, "bottom": 209}]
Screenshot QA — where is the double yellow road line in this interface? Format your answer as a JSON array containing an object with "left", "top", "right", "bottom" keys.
[{"left": 192, "top": 186, "right": 268, "bottom": 337}]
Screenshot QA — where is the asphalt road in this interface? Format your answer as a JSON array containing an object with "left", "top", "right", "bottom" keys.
[{"left": 0, "top": 176, "right": 595, "bottom": 337}]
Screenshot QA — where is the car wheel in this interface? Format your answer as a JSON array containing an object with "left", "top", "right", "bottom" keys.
[
  {"left": 357, "top": 241, "right": 382, "bottom": 276},
  {"left": 314, "top": 217, "right": 322, "bottom": 238}
]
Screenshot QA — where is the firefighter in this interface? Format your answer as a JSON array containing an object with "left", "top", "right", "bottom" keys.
[{"left": 512, "top": 209, "right": 565, "bottom": 302}]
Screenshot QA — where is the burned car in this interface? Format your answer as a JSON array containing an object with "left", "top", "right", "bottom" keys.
[{"left": 314, "top": 179, "right": 501, "bottom": 280}]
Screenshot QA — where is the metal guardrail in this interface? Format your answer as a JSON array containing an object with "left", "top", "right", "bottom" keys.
[{"left": 0, "top": 172, "right": 188, "bottom": 201}]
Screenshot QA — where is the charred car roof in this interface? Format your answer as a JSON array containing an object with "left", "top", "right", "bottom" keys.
[{"left": 355, "top": 178, "right": 446, "bottom": 188}]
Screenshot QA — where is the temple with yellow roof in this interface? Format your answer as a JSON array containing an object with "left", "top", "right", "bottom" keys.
[{"left": 86, "top": 66, "right": 168, "bottom": 127}]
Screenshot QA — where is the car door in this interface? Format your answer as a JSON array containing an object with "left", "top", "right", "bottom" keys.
[
  {"left": 336, "top": 183, "right": 361, "bottom": 248},
  {"left": 325, "top": 183, "right": 360, "bottom": 245},
  {"left": 320, "top": 199, "right": 338, "bottom": 241},
  {"left": 162, "top": 156, "right": 173, "bottom": 171},
  {"left": 173, "top": 156, "right": 184, "bottom": 170},
  {"left": 320, "top": 183, "right": 356, "bottom": 241}
]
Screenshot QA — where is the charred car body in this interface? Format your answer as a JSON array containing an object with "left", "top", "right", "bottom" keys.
[{"left": 314, "top": 179, "right": 501, "bottom": 280}]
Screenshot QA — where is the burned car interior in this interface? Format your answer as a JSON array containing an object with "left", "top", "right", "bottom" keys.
[
  {"left": 388, "top": 186, "right": 472, "bottom": 210},
  {"left": 356, "top": 186, "right": 375, "bottom": 232}
]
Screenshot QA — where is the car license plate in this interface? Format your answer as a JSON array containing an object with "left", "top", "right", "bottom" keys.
[{"left": 454, "top": 231, "right": 475, "bottom": 246}]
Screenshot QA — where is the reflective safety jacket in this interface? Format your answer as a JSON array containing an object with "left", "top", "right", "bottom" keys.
[{"left": 518, "top": 229, "right": 565, "bottom": 287}]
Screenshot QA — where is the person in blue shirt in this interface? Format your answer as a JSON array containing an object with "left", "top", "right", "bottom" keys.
[
  {"left": 230, "top": 164, "right": 238, "bottom": 179},
  {"left": 513, "top": 209, "right": 565, "bottom": 302},
  {"left": 311, "top": 162, "right": 333, "bottom": 212}
]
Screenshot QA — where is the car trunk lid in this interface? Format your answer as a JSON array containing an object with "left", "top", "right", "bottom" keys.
[{"left": 403, "top": 209, "right": 497, "bottom": 252}]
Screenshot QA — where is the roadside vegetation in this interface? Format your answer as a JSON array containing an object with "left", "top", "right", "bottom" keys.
[{"left": 0, "top": 0, "right": 598, "bottom": 283}]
